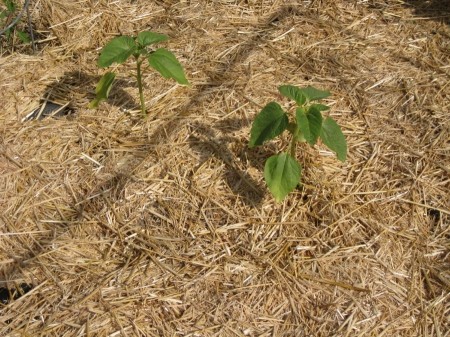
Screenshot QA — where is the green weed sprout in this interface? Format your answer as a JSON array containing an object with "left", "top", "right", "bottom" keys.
[
  {"left": 90, "top": 31, "right": 189, "bottom": 116},
  {"left": 249, "top": 85, "right": 347, "bottom": 202},
  {"left": 0, "top": 0, "right": 31, "bottom": 45}
]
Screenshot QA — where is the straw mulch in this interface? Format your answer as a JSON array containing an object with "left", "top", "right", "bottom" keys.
[{"left": 1, "top": 1, "right": 449, "bottom": 336}]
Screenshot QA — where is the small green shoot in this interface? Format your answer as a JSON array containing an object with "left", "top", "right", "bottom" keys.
[
  {"left": 249, "top": 85, "right": 347, "bottom": 202},
  {"left": 90, "top": 31, "right": 189, "bottom": 116},
  {"left": 0, "top": 0, "right": 31, "bottom": 45}
]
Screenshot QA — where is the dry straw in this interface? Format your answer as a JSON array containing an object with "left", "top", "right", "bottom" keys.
[{"left": 0, "top": 0, "right": 449, "bottom": 336}]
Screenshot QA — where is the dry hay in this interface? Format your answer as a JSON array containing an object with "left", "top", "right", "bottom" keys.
[{"left": 0, "top": 0, "right": 449, "bottom": 336}]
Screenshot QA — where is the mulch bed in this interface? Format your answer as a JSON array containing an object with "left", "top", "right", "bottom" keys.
[{"left": 0, "top": 1, "right": 448, "bottom": 336}]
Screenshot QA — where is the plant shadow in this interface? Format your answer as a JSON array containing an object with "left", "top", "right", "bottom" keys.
[
  {"left": 26, "top": 71, "right": 141, "bottom": 120},
  {"left": 206, "top": 117, "right": 325, "bottom": 207},
  {"left": 192, "top": 117, "right": 322, "bottom": 206},
  {"left": 1, "top": 4, "right": 323, "bottom": 305},
  {"left": 145, "top": 5, "right": 306, "bottom": 204},
  {"left": 404, "top": 0, "right": 450, "bottom": 24},
  {"left": 187, "top": 120, "right": 266, "bottom": 206}
]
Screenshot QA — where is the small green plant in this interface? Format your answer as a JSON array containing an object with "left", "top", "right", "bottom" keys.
[
  {"left": 0, "top": 0, "right": 30, "bottom": 45},
  {"left": 249, "top": 85, "right": 347, "bottom": 202},
  {"left": 90, "top": 31, "right": 189, "bottom": 116}
]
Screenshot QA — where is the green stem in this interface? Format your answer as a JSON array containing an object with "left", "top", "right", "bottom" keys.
[
  {"left": 288, "top": 123, "right": 299, "bottom": 158},
  {"left": 136, "top": 57, "right": 146, "bottom": 116},
  {"left": 289, "top": 136, "right": 297, "bottom": 158}
]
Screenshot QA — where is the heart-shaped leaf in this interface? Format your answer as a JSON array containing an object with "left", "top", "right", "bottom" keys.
[
  {"left": 89, "top": 72, "right": 116, "bottom": 108},
  {"left": 249, "top": 102, "right": 289, "bottom": 148},
  {"left": 320, "top": 117, "right": 347, "bottom": 162},
  {"left": 264, "top": 153, "right": 302, "bottom": 202},
  {"left": 148, "top": 48, "right": 189, "bottom": 85},
  {"left": 98, "top": 36, "right": 136, "bottom": 68},
  {"left": 278, "top": 85, "right": 306, "bottom": 105},
  {"left": 137, "top": 31, "right": 169, "bottom": 47}
]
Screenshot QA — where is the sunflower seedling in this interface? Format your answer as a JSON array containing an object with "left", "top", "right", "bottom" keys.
[
  {"left": 249, "top": 85, "right": 347, "bottom": 202},
  {"left": 90, "top": 31, "right": 189, "bottom": 116}
]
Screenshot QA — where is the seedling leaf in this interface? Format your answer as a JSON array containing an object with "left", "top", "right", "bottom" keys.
[
  {"left": 148, "top": 48, "right": 189, "bottom": 85},
  {"left": 306, "top": 106, "right": 323, "bottom": 145},
  {"left": 17, "top": 30, "right": 30, "bottom": 43},
  {"left": 264, "top": 153, "right": 301, "bottom": 202},
  {"left": 98, "top": 36, "right": 136, "bottom": 68},
  {"left": 249, "top": 102, "right": 289, "bottom": 148},
  {"left": 320, "top": 117, "right": 347, "bottom": 162},
  {"left": 89, "top": 72, "right": 116, "bottom": 108},
  {"left": 137, "top": 31, "right": 169, "bottom": 47},
  {"left": 286, "top": 122, "right": 297, "bottom": 134},
  {"left": 299, "top": 86, "right": 331, "bottom": 102},
  {"left": 5, "top": 0, "right": 15, "bottom": 12},
  {"left": 295, "top": 106, "right": 323, "bottom": 145},
  {"left": 295, "top": 107, "right": 310, "bottom": 143},
  {"left": 278, "top": 85, "right": 306, "bottom": 105},
  {"left": 310, "top": 103, "right": 330, "bottom": 111}
]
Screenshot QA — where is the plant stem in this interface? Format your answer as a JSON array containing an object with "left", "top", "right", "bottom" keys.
[
  {"left": 289, "top": 136, "right": 297, "bottom": 158},
  {"left": 135, "top": 57, "right": 146, "bottom": 116},
  {"left": 288, "top": 123, "right": 299, "bottom": 158}
]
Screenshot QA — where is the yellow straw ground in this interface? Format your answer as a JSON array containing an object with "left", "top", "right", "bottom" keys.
[{"left": 0, "top": 1, "right": 448, "bottom": 336}]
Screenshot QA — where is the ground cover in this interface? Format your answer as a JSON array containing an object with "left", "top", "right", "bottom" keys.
[{"left": 0, "top": 1, "right": 448, "bottom": 336}]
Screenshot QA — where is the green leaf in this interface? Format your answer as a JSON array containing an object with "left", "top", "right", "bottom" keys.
[
  {"left": 89, "top": 72, "right": 116, "bottom": 108},
  {"left": 295, "top": 107, "right": 310, "bottom": 143},
  {"left": 264, "top": 153, "right": 302, "bottom": 202},
  {"left": 148, "top": 48, "right": 189, "bottom": 85},
  {"left": 17, "top": 30, "right": 30, "bottom": 43},
  {"left": 249, "top": 102, "right": 289, "bottom": 148},
  {"left": 306, "top": 106, "right": 323, "bottom": 145},
  {"left": 310, "top": 103, "right": 330, "bottom": 111},
  {"left": 5, "top": 0, "right": 15, "bottom": 13},
  {"left": 286, "top": 122, "right": 297, "bottom": 134},
  {"left": 299, "top": 86, "right": 330, "bottom": 102},
  {"left": 296, "top": 106, "right": 323, "bottom": 145},
  {"left": 137, "top": 31, "right": 169, "bottom": 47},
  {"left": 320, "top": 117, "right": 347, "bottom": 162},
  {"left": 293, "top": 130, "right": 306, "bottom": 142},
  {"left": 98, "top": 36, "right": 136, "bottom": 68},
  {"left": 278, "top": 85, "right": 306, "bottom": 105}
]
